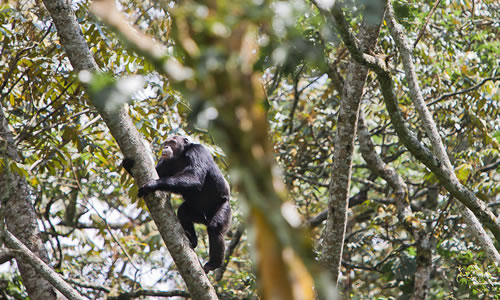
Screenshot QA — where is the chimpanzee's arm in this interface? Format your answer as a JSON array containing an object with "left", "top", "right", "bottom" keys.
[
  {"left": 138, "top": 145, "right": 210, "bottom": 197},
  {"left": 157, "top": 168, "right": 204, "bottom": 192},
  {"left": 138, "top": 167, "right": 205, "bottom": 197}
]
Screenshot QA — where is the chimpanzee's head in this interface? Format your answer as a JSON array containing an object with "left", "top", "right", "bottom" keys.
[{"left": 161, "top": 135, "right": 191, "bottom": 160}]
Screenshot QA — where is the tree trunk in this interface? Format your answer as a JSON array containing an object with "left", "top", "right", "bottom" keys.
[
  {"left": 320, "top": 0, "right": 386, "bottom": 284},
  {"left": 0, "top": 107, "right": 58, "bottom": 299}
]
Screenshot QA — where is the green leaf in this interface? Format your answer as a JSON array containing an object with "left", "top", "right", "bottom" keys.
[{"left": 456, "top": 163, "right": 472, "bottom": 183}]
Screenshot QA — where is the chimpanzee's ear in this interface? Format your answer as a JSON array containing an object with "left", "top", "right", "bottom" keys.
[{"left": 183, "top": 137, "right": 190, "bottom": 145}]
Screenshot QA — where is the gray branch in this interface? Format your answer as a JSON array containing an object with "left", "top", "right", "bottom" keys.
[
  {"left": 41, "top": 0, "right": 218, "bottom": 298},
  {"left": 328, "top": 0, "right": 500, "bottom": 245},
  {"left": 2, "top": 230, "right": 85, "bottom": 300},
  {"left": 315, "top": 0, "right": 387, "bottom": 284},
  {"left": 0, "top": 248, "right": 14, "bottom": 264},
  {"left": 358, "top": 111, "right": 433, "bottom": 299},
  {"left": 1, "top": 103, "right": 58, "bottom": 299},
  {"left": 385, "top": 2, "right": 500, "bottom": 260}
]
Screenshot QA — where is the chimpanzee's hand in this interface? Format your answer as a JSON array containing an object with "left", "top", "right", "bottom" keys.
[{"left": 137, "top": 181, "right": 157, "bottom": 198}]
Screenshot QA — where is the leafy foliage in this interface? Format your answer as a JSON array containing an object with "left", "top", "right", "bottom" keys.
[{"left": 0, "top": 0, "right": 498, "bottom": 298}]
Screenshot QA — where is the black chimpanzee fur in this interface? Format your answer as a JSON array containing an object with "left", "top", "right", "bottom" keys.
[{"left": 123, "top": 135, "right": 231, "bottom": 273}]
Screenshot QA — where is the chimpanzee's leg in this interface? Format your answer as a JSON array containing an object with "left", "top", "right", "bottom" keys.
[
  {"left": 177, "top": 202, "right": 198, "bottom": 249},
  {"left": 203, "top": 202, "right": 231, "bottom": 272}
]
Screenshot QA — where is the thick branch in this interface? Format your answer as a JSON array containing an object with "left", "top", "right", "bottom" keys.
[
  {"left": 385, "top": 3, "right": 453, "bottom": 171},
  {"left": 1, "top": 105, "right": 57, "bottom": 299},
  {"left": 41, "top": 0, "right": 218, "bottom": 298},
  {"left": 376, "top": 70, "right": 500, "bottom": 243},
  {"left": 314, "top": 1, "right": 388, "bottom": 72},
  {"left": 0, "top": 248, "right": 14, "bottom": 264},
  {"left": 358, "top": 111, "right": 410, "bottom": 219},
  {"left": 318, "top": 0, "right": 387, "bottom": 284},
  {"left": 2, "top": 230, "right": 85, "bottom": 300},
  {"left": 385, "top": 2, "right": 500, "bottom": 251},
  {"left": 358, "top": 111, "right": 433, "bottom": 299},
  {"left": 110, "top": 290, "right": 190, "bottom": 299},
  {"left": 330, "top": 0, "right": 500, "bottom": 244}
]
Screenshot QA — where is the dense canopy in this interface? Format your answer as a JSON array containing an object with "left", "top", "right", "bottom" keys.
[{"left": 0, "top": 0, "right": 498, "bottom": 299}]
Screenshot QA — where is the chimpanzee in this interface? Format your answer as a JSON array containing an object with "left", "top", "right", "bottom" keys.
[{"left": 122, "top": 135, "right": 231, "bottom": 273}]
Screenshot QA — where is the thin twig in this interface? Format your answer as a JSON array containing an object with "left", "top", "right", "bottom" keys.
[
  {"left": 427, "top": 76, "right": 500, "bottom": 106},
  {"left": 68, "top": 155, "right": 140, "bottom": 271},
  {"left": 413, "top": 0, "right": 442, "bottom": 49}
]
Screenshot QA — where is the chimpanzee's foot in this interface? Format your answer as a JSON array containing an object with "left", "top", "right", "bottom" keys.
[{"left": 203, "top": 261, "right": 221, "bottom": 273}]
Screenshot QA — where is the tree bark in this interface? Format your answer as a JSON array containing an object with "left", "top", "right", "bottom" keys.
[
  {"left": 376, "top": 65, "right": 500, "bottom": 243},
  {"left": 3, "top": 230, "right": 85, "bottom": 300},
  {"left": 459, "top": 202, "right": 500, "bottom": 262},
  {"left": 384, "top": 3, "right": 500, "bottom": 255},
  {"left": 319, "top": 0, "right": 386, "bottom": 284},
  {"left": 0, "top": 106, "right": 58, "bottom": 299},
  {"left": 358, "top": 111, "right": 432, "bottom": 299},
  {"left": 41, "top": 0, "right": 218, "bottom": 298},
  {"left": 327, "top": 0, "right": 500, "bottom": 246},
  {"left": 0, "top": 248, "right": 14, "bottom": 264}
]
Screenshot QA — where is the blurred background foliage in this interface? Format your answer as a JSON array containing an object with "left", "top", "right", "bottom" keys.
[{"left": 0, "top": 0, "right": 498, "bottom": 298}]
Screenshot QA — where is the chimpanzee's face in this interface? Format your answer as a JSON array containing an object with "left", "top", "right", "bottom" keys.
[{"left": 161, "top": 136, "right": 190, "bottom": 160}]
